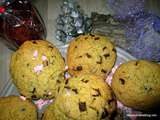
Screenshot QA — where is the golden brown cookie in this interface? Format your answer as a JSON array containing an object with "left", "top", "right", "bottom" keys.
[
  {"left": 10, "top": 40, "right": 65, "bottom": 99},
  {"left": 0, "top": 96, "right": 37, "bottom": 120},
  {"left": 111, "top": 60, "right": 160, "bottom": 111},
  {"left": 42, "top": 74, "right": 117, "bottom": 120},
  {"left": 67, "top": 34, "right": 117, "bottom": 78}
]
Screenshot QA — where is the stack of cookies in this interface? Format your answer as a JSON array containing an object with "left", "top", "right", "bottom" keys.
[{"left": 1, "top": 34, "right": 160, "bottom": 120}]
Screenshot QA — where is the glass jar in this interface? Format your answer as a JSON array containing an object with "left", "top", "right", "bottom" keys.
[{"left": 0, "top": 0, "right": 46, "bottom": 50}]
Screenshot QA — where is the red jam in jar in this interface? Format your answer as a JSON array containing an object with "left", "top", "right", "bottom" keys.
[{"left": 0, "top": 0, "right": 46, "bottom": 50}]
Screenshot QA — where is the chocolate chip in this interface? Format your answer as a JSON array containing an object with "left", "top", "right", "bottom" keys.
[
  {"left": 92, "top": 88, "right": 101, "bottom": 97},
  {"left": 27, "top": 63, "right": 30, "bottom": 67},
  {"left": 72, "top": 89, "right": 78, "bottom": 94},
  {"left": 32, "top": 41, "right": 37, "bottom": 44},
  {"left": 101, "top": 108, "right": 108, "bottom": 119},
  {"left": 108, "top": 99, "right": 114, "bottom": 105},
  {"left": 64, "top": 86, "right": 71, "bottom": 89},
  {"left": 144, "top": 86, "right": 152, "bottom": 92},
  {"left": 75, "top": 46, "right": 77, "bottom": 48},
  {"left": 135, "top": 61, "right": 139, "bottom": 66},
  {"left": 101, "top": 69, "right": 107, "bottom": 73},
  {"left": 41, "top": 113, "right": 44, "bottom": 119},
  {"left": 119, "top": 78, "right": 125, "bottom": 85},
  {"left": 20, "top": 108, "right": 26, "bottom": 112},
  {"left": 62, "top": 57, "right": 65, "bottom": 62},
  {"left": 103, "top": 46, "right": 107, "bottom": 51},
  {"left": 94, "top": 37, "right": 100, "bottom": 40},
  {"left": 79, "top": 102, "right": 87, "bottom": 112},
  {"left": 57, "top": 87, "right": 60, "bottom": 93},
  {"left": 51, "top": 55, "right": 55, "bottom": 58},
  {"left": 110, "top": 110, "right": 117, "bottom": 120},
  {"left": 31, "top": 95, "right": 37, "bottom": 100},
  {"left": 43, "top": 60, "right": 49, "bottom": 67},
  {"left": 96, "top": 56, "right": 103, "bottom": 64},
  {"left": 57, "top": 79, "right": 61, "bottom": 84},
  {"left": 97, "top": 111, "right": 99, "bottom": 116},
  {"left": 78, "top": 56, "right": 82, "bottom": 58},
  {"left": 65, "top": 79, "right": 69, "bottom": 84},
  {"left": 92, "top": 94, "right": 100, "bottom": 97},
  {"left": 75, "top": 38, "right": 78, "bottom": 41},
  {"left": 103, "top": 54, "right": 110, "bottom": 58},
  {"left": 86, "top": 53, "right": 92, "bottom": 58},
  {"left": 93, "top": 98, "right": 96, "bottom": 101},
  {"left": 48, "top": 45, "right": 53, "bottom": 49},
  {"left": 81, "top": 79, "right": 89, "bottom": 83},
  {"left": 43, "top": 94, "right": 49, "bottom": 98},
  {"left": 50, "top": 96, "right": 55, "bottom": 99},
  {"left": 32, "top": 88, "right": 36, "bottom": 94},
  {"left": 90, "top": 34, "right": 95, "bottom": 37},
  {"left": 89, "top": 106, "right": 97, "bottom": 111},
  {"left": 85, "top": 37, "right": 88, "bottom": 40},
  {"left": 76, "top": 66, "right": 82, "bottom": 71},
  {"left": 112, "top": 48, "right": 116, "bottom": 52}
]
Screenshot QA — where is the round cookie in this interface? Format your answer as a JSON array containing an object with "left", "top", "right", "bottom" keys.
[
  {"left": 42, "top": 74, "right": 117, "bottom": 120},
  {"left": 111, "top": 60, "right": 160, "bottom": 111},
  {"left": 0, "top": 96, "right": 37, "bottom": 120},
  {"left": 10, "top": 40, "right": 65, "bottom": 99},
  {"left": 67, "top": 34, "right": 117, "bottom": 78}
]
